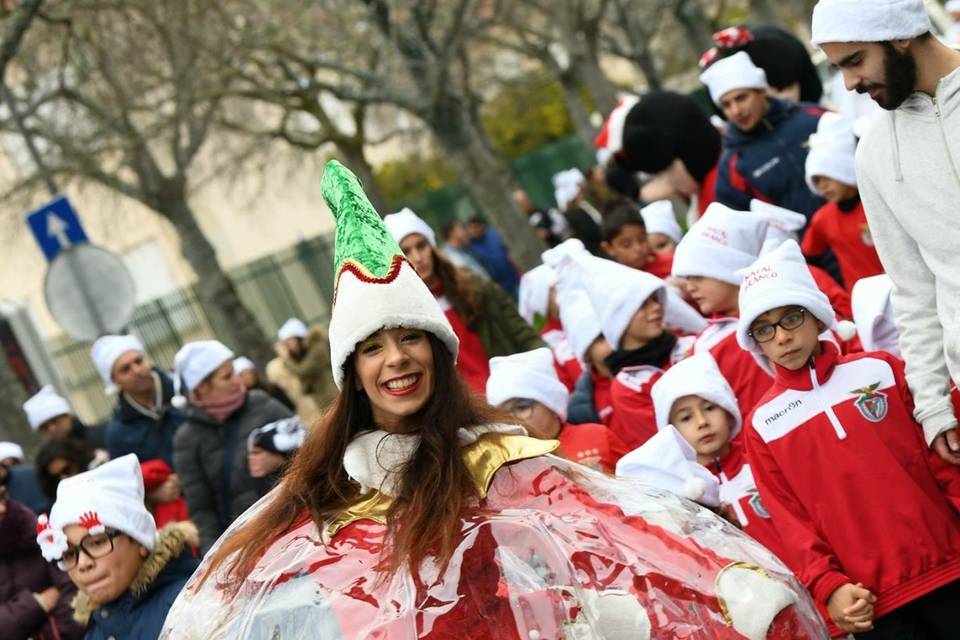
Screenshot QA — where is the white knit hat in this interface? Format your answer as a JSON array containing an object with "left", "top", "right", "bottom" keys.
[
  {"left": 650, "top": 352, "right": 742, "bottom": 438},
  {"left": 805, "top": 113, "right": 858, "bottom": 193},
  {"left": 486, "top": 347, "right": 570, "bottom": 421},
  {"left": 672, "top": 202, "right": 769, "bottom": 285},
  {"left": 277, "top": 318, "right": 308, "bottom": 341},
  {"left": 699, "top": 51, "right": 768, "bottom": 106},
  {"left": 23, "top": 385, "right": 73, "bottom": 430},
  {"left": 737, "top": 240, "right": 837, "bottom": 353},
  {"left": 172, "top": 339, "right": 234, "bottom": 406},
  {"left": 615, "top": 426, "right": 721, "bottom": 507},
  {"left": 323, "top": 161, "right": 458, "bottom": 388},
  {"left": 233, "top": 356, "right": 256, "bottom": 374},
  {"left": 518, "top": 264, "right": 557, "bottom": 326},
  {"left": 552, "top": 168, "right": 586, "bottom": 210},
  {"left": 851, "top": 274, "right": 901, "bottom": 357},
  {"left": 0, "top": 441, "right": 24, "bottom": 462},
  {"left": 90, "top": 334, "right": 146, "bottom": 393},
  {"left": 640, "top": 200, "right": 682, "bottom": 244},
  {"left": 556, "top": 288, "right": 603, "bottom": 362},
  {"left": 811, "top": 0, "right": 932, "bottom": 46},
  {"left": 383, "top": 207, "right": 437, "bottom": 248},
  {"left": 749, "top": 200, "right": 808, "bottom": 246},
  {"left": 37, "top": 454, "right": 157, "bottom": 561}
]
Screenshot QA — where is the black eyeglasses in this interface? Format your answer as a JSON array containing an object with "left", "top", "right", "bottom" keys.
[
  {"left": 748, "top": 308, "right": 807, "bottom": 344},
  {"left": 56, "top": 529, "right": 124, "bottom": 571}
]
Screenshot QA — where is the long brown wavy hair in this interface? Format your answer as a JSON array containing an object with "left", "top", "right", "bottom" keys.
[
  {"left": 201, "top": 332, "right": 508, "bottom": 592},
  {"left": 433, "top": 249, "right": 484, "bottom": 326}
]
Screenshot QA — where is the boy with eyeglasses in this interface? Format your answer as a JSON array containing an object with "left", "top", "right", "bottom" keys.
[
  {"left": 36, "top": 454, "right": 199, "bottom": 640},
  {"left": 486, "top": 348, "right": 628, "bottom": 474},
  {"left": 736, "top": 240, "right": 960, "bottom": 638}
]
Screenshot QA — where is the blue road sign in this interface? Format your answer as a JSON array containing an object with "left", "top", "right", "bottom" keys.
[{"left": 26, "top": 195, "right": 89, "bottom": 261}]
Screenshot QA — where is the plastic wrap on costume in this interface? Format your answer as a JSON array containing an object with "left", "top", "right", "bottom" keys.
[{"left": 162, "top": 453, "right": 827, "bottom": 639}]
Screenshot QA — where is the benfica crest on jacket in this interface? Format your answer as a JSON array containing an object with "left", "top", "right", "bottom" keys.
[{"left": 851, "top": 383, "right": 888, "bottom": 422}]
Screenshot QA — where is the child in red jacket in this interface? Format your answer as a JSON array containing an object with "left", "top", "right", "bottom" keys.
[
  {"left": 557, "top": 288, "right": 616, "bottom": 425},
  {"left": 801, "top": 115, "right": 884, "bottom": 293},
  {"left": 737, "top": 240, "right": 960, "bottom": 638},
  {"left": 600, "top": 198, "right": 673, "bottom": 279},
  {"left": 486, "top": 348, "right": 629, "bottom": 474},
  {"left": 639, "top": 200, "right": 681, "bottom": 256},
  {"left": 517, "top": 264, "right": 583, "bottom": 391}
]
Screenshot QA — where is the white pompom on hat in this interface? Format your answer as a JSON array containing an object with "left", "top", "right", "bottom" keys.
[
  {"left": 90, "top": 334, "right": 146, "bottom": 393},
  {"left": 277, "top": 318, "right": 309, "bottom": 341},
  {"left": 615, "top": 426, "right": 721, "bottom": 507},
  {"left": 0, "top": 441, "right": 24, "bottom": 462},
  {"left": 672, "top": 202, "right": 769, "bottom": 285},
  {"left": 38, "top": 454, "right": 157, "bottom": 562},
  {"left": 650, "top": 352, "right": 742, "bottom": 438},
  {"left": 518, "top": 264, "right": 557, "bottom": 326},
  {"left": 552, "top": 168, "right": 586, "bottom": 210},
  {"left": 640, "top": 200, "right": 682, "bottom": 244},
  {"left": 233, "top": 356, "right": 256, "bottom": 374},
  {"left": 811, "top": 0, "right": 932, "bottom": 46},
  {"left": 383, "top": 207, "right": 437, "bottom": 248},
  {"left": 805, "top": 113, "right": 858, "bottom": 193},
  {"left": 486, "top": 347, "right": 571, "bottom": 421},
  {"left": 699, "top": 51, "right": 768, "bottom": 106},
  {"left": 851, "top": 274, "right": 901, "bottom": 357},
  {"left": 736, "top": 240, "right": 837, "bottom": 353},
  {"left": 22, "top": 385, "right": 73, "bottom": 430},
  {"left": 172, "top": 340, "right": 235, "bottom": 408},
  {"left": 556, "top": 288, "right": 603, "bottom": 362},
  {"left": 750, "top": 200, "right": 808, "bottom": 246}
]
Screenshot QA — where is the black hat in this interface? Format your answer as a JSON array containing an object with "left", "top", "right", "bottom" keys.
[{"left": 247, "top": 417, "right": 307, "bottom": 457}]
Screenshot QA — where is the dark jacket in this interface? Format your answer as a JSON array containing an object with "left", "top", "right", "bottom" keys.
[
  {"left": 69, "top": 418, "right": 107, "bottom": 452},
  {"left": 6, "top": 464, "right": 50, "bottom": 515},
  {"left": 105, "top": 369, "right": 185, "bottom": 466},
  {"left": 468, "top": 273, "right": 546, "bottom": 358},
  {"left": 173, "top": 390, "right": 292, "bottom": 552},
  {"left": 75, "top": 522, "right": 200, "bottom": 640},
  {"left": 715, "top": 98, "right": 826, "bottom": 218},
  {"left": 0, "top": 499, "right": 85, "bottom": 640},
  {"left": 567, "top": 370, "right": 601, "bottom": 425},
  {"left": 468, "top": 227, "right": 520, "bottom": 298}
]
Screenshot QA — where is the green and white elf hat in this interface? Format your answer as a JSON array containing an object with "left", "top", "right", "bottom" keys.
[{"left": 322, "top": 160, "right": 459, "bottom": 388}]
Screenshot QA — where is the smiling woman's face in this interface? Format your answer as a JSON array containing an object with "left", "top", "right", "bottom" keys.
[{"left": 354, "top": 328, "right": 435, "bottom": 433}]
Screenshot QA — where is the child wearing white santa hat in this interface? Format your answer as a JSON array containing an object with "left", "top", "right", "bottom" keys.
[
  {"left": 517, "top": 263, "right": 583, "bottom": 391},
  {"left": 556, "top": 288, "right": 617, "bottom": 426},
  {"left": 737, "top": 238, "right": 960, "bottom": 637},
  {"left": 639, "top": 200, "right": 682, "bottom": 256},
  {"left": 486, "top": 348, "right": 628, "bottom": 474}
]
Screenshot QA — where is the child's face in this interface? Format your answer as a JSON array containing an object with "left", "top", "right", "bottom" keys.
[
  {"left": 750, "top": 305, "right": 825, "bottom": 371},
  {"left": 602, "top": 223, "right": 651, "bottom": 271},
  {"left": 669, "top": 395, "right": 733, "bottom": 463},
  {"left": 621, "top": 294, "right": 664, "bottom": 350},
  {"left": 647, "top": 232, "right": 676, "bottom": 255},
  {"left": 684, "top": 276, "right": 740, "bottom": 316},
  {"left": 812, "top": 175, "right": 858, "bottom": 203}
]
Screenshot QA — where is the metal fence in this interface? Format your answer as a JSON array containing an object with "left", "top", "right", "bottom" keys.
[{"left": 48, "top": 136, "right": 591, "bottom": 424}]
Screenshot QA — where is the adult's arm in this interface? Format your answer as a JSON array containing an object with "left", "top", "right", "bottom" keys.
[
  {"left": 480, "top": 278, "right": 546, "bottom": 354},
  {"left": 858, "top": 164, "right": 958, "bottom": 452},
  {"left": 0, "top": 588, "right": 47, "bottom": 640},
  {"left": 713, "top": 151, "right": 755, "bottom": 211}
]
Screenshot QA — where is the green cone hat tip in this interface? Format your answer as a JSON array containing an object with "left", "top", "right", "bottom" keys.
[{"left": 321, "top": 160, "right": 459, "bottom": 388}]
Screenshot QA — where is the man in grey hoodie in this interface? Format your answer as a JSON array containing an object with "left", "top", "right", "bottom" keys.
[{"left": 812, "top": 0, "right": 960, "bottom": 466}]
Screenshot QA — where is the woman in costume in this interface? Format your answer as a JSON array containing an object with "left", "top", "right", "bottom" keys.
[{"left": 160, "top": 161, "right": 827, "bottom": 639}]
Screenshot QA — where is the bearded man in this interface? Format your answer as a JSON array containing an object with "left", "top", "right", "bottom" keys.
[{"left": 813, "top": 0, "right": 960, "bottom": 466}]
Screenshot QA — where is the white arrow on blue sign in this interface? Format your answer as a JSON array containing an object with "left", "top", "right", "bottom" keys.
[{"left": 26, "top": 195, "right": 89, "bottom": 261}]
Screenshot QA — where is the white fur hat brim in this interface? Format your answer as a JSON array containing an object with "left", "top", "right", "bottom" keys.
[{"left": 811, "top": 0, "right": 932, "bottom": 46}]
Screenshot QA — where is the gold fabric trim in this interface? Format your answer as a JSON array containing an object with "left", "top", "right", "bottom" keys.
[
  {"left": 326, "top": 432, "right": 558, "bottom": 536},
  {"left": 715, "top": 561, "right": 770, "bottom": 626}
]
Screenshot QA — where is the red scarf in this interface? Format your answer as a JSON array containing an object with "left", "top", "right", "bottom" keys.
[{"left": 190, "top": 383, "right": 246, "bottom": 421}]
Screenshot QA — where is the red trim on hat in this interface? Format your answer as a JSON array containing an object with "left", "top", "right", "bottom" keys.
[
  {"left": 79, "top": 511, "right": 104, "bottom": 532},
  {"left": 334, "top": 254, "right": 407, "bottom": 301}
]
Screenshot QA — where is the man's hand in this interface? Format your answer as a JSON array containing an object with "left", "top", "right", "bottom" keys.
[
  {"left": 826, "top": 582, "right": 876, "bottom": 633},
  {"left": 932, "top": 428, "right": 960, "bottom": 465},
  {"left": 34, "top": 586, "right": 60, "bottom": 613}
]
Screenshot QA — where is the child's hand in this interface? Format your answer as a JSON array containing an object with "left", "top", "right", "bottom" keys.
[{"left": 826, "top": 582, "right": 876, "bottom": 633}]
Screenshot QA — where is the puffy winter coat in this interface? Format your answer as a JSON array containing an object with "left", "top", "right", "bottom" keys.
[
  {"left": 0, "top": 499, "right": 85, "bottom": 640},
  {"left": 105, "top": 369, "right": 185, "bottom": 466},
  {"left": 173, "top": 390, "right": 292, "bottom": 552},
  {"left": 75, "top": 522, "right": 200, "bottom": 640},
  {"left": 567, "top": 369, "right": 613, "bottom": 426},
  {"left": 715, "top": 98, "right": 826, "bottom": 218}
]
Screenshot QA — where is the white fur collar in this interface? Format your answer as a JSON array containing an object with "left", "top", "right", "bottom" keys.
[{"left": 342, "top": 423, "right": 527, "bottom": 497}]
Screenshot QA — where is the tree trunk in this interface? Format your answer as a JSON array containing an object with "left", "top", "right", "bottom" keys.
[
  {"left": 427, "top": 102, "right": 545, "bottom": 272},
  {"left": 335, "top": 142, "right": 390, "bottom": 215},
  {"left": 749, "top": 0, "right": 785, "bottom": 27},
  {"left": 673, "top": 0, "right": 716, "bottom": 61},
  {"left": 556, "top": 69, "right": 599, "bottom": 151},
  {"left": 631, "top": 45, "right": 663, "bottom": 90},
  {"left": 0, "top": 349, "right": 34, "bottom": 453},
  {"left": 160, "top": 194, "right": 275, "bottom": 366},
  {"left": 570, "top": 53, "right": 618, "bottom": 116}
]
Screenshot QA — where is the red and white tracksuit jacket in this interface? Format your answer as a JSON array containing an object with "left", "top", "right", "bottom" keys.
[
  {"left": 706, "top": 442, "right": 784, "bottom": 556},
  {"left": 557, "top": 422, "right": 629, "bottom": 474},
  {"left": 541, "top": 318, "right": 584, "bottom": 392},
  {"left": 745, "top": 342, "right": 960, "bottom": 632},
  {"left": 693, "top": 318, "right": 774, "bottom": 421}
]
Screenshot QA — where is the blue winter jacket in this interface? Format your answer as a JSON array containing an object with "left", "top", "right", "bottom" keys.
[
  {"left": 104, "top": 369, "right": 185, "bottom": 466},
  {"left": 78, "top": 522, "right": 200, "bottom": 640},
  {"left": 715, "top": 98, "right": 827, "bottom": 219},
  {"left": 468, "top": 228, "right": 520, "bottom": 299}
]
